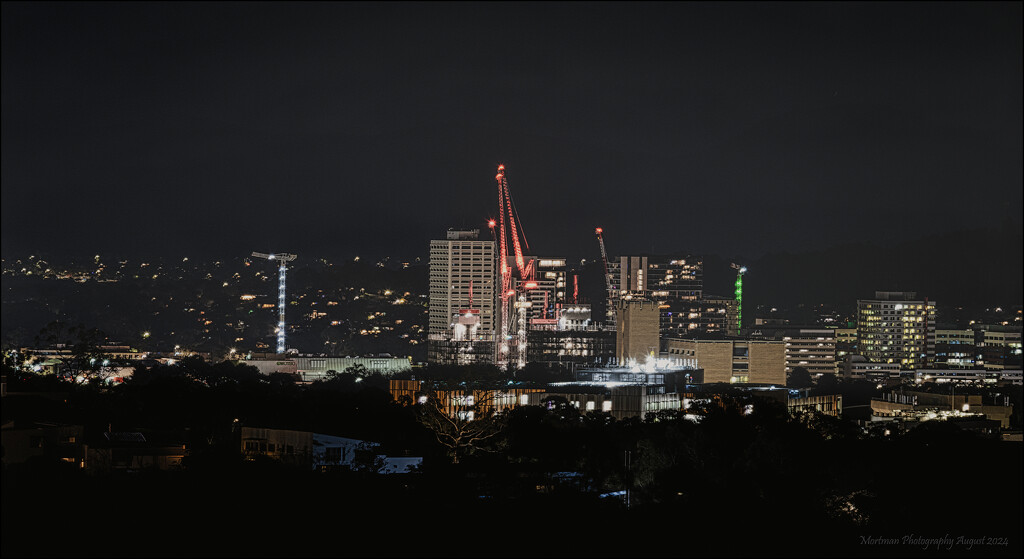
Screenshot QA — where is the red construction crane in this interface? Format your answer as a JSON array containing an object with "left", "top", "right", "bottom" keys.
[
  {"left": 495, "top": 165, "right": 534, "bottom": 287},
  {"left": 595, "top": 228, "right": 616, "bottom": 325},
  {"left": 595, "top": 228, "right": 614, "bottom": 295},
  {"left": 494, "top": 164, "right": 535, "bottom": 369}
]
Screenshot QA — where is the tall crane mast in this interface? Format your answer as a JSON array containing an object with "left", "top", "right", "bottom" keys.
[
  {"left": 495, "top": 164, "right": 534, "bottom": 284},
  {"left": 251, "top": 252, "right": 297, "bottom": 354},
  {"left": 731, "top": 263, "right": 747, "bottom": 334},
  {"left": 494, "top": 164, "right": 535, "bottom": 370},
  {"left": 595, "top": 228, "right": 616, "bottom": 326}
]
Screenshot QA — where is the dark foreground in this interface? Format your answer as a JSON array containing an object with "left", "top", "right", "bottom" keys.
[{"left": 3, "top": 447, "right": 1021, "bottom": 559}]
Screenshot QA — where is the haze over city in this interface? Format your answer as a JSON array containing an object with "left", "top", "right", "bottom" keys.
[{"left": 2, "top": 3, "right": 1021, "bottom": 558}]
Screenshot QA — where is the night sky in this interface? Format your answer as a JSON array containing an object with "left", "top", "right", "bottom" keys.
[{"left": 2, "top": 2, "right": 1021, "bottom": 262}]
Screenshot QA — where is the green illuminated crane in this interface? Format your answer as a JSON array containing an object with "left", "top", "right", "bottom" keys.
[{"left": 731, "top": 263, "right": 747, "bottom": 334}]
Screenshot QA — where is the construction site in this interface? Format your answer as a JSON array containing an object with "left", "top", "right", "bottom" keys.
[{"left": 427, "top": 164, "right": 748, "bottom": 371}]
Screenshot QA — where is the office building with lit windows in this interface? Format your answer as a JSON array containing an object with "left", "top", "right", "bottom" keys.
[
  {"left": 856, "top": 291, "right": 936, "bottom": 370},
  {"left": 934, "top": 328, "right": 976, "bottom": 369},
  {"left": 608, "top": 256, "right": 703, "bottom": 300},
  {"left": 520, "top": 256, "right": 568, "bottom": 323},
  {"left": 835, "top": 328, "right": 857, "bottom": 362},
  {"left": 608, "top": 255, "right": 718, "bottom": 337},
  {"left": 526, "top": 304, "right": 616, "bottom": 369},
  {"left": 783, "top": 329, "right": 838, "bottom": 377},
  {"left": 427, "top": 229, "right": 496, "bottom": 365},
  {"left": 976, "top": 325, "right": 1023, "bottom": 371},
  {"left": 693, "top": 296, "right": 739, "bottom": 337}
]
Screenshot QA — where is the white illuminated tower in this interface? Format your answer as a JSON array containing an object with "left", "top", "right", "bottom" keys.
[{"left": 251, "top": 252, "right": 297, "bottom": 354}]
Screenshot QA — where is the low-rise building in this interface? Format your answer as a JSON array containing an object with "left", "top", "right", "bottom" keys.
[
  {"left": 86, "top": 430, "right": 188, "bottom": 473},
  {"left": 241, "top": 426, "right": 421, "bottom": 473},
  {"left": 976, "top": 326, "right": 1023, "bottom": 371},
  {"left": 783, "top": 329, "right": 838, "bottom": 377},
  {"left": 787, "top": 393, "right": 843, "bottom": 418},
  {"left": 243, "top": 359, "right": 298, "bottom": 376},
  {"left": 527, "top": 384, "right": 683, "bottom": 421},
  {"left": 1, "top": 422, "right": 86, "bottom": 469},
  {"left": 664, "top": 338, "right": 785, "bottom": 385},
  {"left": 293, "top": 356, "right": 412, "bottom": 380},
  {"left": 842, "top": 355, "right": 901, "bottom": 381},
  {"left": 913, "top": 369, "right": 1022, "bottom": 386},
  {"left": 388, "top": 380, "right": 546, "bottom": 419},
  {"left": 934, "top": 328, "right": 977, "bottom": 369},
  {"left": 870, "top": 390, "right": 1014, "bottom": 428}
]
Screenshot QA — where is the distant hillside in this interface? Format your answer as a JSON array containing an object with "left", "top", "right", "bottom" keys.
[{"left": 736, "top": 225, "right": 1022, "bottom": 309}]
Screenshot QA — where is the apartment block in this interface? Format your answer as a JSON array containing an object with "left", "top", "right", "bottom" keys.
[{"left": 857, "top": 291, "right": 936, "bottom": 370}]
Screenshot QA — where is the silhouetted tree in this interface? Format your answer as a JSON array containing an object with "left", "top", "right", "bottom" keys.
[
  {"left": 416, "top": 392, "right": 504, "bottom": 464},
  {"left": 787, "top": 366, "right": 814, "bottom": 388},
  {"left": 816, "top": 373, "right": 840, "bottom": 391}
]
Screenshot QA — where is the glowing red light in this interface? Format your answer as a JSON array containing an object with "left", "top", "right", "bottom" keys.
[
  {"left": 497, "top": 164, "right": 504, "bottom": 171},
  {"left": 506, "top": 290, "right": 516, "bottom": 297},
  {"left": 495, "top": 174, "right": 503, "bottom": 180},
  {"left": 595, "top": 227, "right": 603, "bottom": 234},
  {"left": 524, "top": 282, "right": 538, "bottom": 289},
  {"left": 487, "top": 219, "right": 496, "bottom": 228}
]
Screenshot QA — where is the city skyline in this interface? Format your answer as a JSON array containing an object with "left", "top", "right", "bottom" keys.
[
  {"left": 3, "top": 2, "right": 1021, "bottom": 262},
  {"left": 3, "top": 4, "right": 1022, "bottom": 558}
]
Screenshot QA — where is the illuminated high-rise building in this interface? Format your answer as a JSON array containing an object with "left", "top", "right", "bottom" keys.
[
  {"left": 609, "top": 256, "right": 703, "bottom": 300},
  {"left": 427, "top": 229, "right": 496, "bottom": 365},
  {"left": 607, "top": 255, "right": 704, "bottom": 336},
  {"left": 856, "top": 291, "right": 936, "bottom": 370},
  {"left": 520, "top": 256, "right": 567, "bottom": 323}
]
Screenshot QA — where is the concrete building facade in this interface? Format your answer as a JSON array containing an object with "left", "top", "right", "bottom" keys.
[
  {"left": 664, "top": 339, "right": 785, "bottom": 385},
  {"left": 616, "top": 299, "right": 661, "bottom": 364}
]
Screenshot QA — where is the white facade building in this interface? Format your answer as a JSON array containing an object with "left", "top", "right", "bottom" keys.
[
  {"left": 427, "top": 229, "right": 496, "bottom": 364},
  {"left": 783, "top": 329, "right": 838, "bottom": 377}
]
